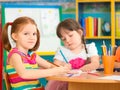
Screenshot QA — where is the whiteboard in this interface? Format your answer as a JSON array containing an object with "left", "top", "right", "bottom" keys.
[{"left": 2, "top": 4, "right": 62, "bottom": 55}]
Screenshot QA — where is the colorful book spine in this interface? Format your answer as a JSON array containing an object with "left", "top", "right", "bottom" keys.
[
  {"left": 88, "top": 16, "right": 94, "bottom": 37},
  {"left": 81, "top": 17, "right": 103, "bottom": 37},
  {"left": 80, "top": 18, "right": 86, "bottom": 36},
  {"left": 98, "top": 17, "right": 102, "bottom": 36},
  {"left": 85, "top": 17, "right": 89, "bottom": 37},
  {"left": 94, "top": 18, "right": 98, "bottom": 36},
  {"left": 116, "top": 12, "right": 120, "bottom": 37}
]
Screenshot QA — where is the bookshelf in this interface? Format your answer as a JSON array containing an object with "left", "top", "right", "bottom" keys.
[
  {"left": 76, "top": 0, "right": 116, "bottom": 55},
  {"left": 115, "top": 0, "right": 120, "bottom": 46}
]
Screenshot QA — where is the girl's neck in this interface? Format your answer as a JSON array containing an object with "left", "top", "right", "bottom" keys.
[
  {"left": 71, "top": 44, "right": 84, "bottom": 54},
  {"left": 16, "top": 47, "right": 28, "bottom": 55}
]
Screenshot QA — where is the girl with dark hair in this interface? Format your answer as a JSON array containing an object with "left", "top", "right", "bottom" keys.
[
  {"left": 46, "top": 18, "right": 100, "bottom": 90},
  {"left": 54, "top": 18, "right": 100, "bottom": 71}
]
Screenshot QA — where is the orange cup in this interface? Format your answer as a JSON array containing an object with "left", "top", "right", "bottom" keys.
[{"left": 102, "top": 55, "right": 116, "bottom": 75}]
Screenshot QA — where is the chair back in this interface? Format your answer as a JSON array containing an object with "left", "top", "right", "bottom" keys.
[{"left": 3, "top": 72, "right": 10, "bottom": 90}]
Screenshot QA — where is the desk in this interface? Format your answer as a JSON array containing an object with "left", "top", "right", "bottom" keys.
[{"left": 46, "top": 72, "right": 120, "bottom": 90}]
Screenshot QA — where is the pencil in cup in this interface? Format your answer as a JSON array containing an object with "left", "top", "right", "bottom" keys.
[
  {"left": 102, "top": 41, "right": 107, "bottom": 55},
  {"left": 101, "top": 45, "right": 107, "bottom": 55},
  {"left": 111, "top": 46, "right": 117, "bottom": 55}
]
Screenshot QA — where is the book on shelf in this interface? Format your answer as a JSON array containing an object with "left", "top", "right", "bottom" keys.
[
  {"left": 88, "top": 16, "right": 94, "bottom": 37},
  {"left": 80, "top": 18, "right": 86, "bottom": 36},
  {"left": 97, "top": 17, "right": 102, "bottom": 36},
  {"left": 94, "top": 18, "right": 98, "bottom": 36},
  {"left": 80, "top": 17, "right": 102, "bottom": 37},
  {"left": 85, "top": 17, "right": 89, "bottom": 37},
  {"left": 116, "top": 12, "right": 120, "bottom": 37}
]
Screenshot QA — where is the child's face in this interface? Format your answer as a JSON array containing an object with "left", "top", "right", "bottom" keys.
[
  {"left": 60, "top": 29, "right": 82, "bottom": 50},
  {"left": 12, "top": 23, "right": 37, "bottom": 50}
]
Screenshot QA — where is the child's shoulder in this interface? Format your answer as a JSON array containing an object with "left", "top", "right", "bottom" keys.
[
  {"left": 86, "top": 42, "right": 98, "bottom": 55},
  {"left": 8, "top": 48, "right": 21, "bottom": 58},
  {"left": 86, "top": 42, "right": 96, "bottom": 48}
]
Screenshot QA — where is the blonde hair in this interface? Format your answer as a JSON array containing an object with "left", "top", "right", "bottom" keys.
[{"left": 2, "top": 16, "right": 40, "bottom": 52}]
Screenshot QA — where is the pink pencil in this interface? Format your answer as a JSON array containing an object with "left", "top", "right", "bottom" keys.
[{"left": 87, "top": 72, "right": 100, "bottom": 76}]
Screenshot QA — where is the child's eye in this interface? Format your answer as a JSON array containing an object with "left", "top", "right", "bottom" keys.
[
  {"left": 69, "top": 34, "right": 73, "bottom": 37},
  {"left": 24, "top": 33, "right": 28, "bottom": 35},
  {"left": 61, "top": 38, "right": 66, "bottom": 41},
  {"left": 33, "top": 33, "right": 37, "bottom": 36}
]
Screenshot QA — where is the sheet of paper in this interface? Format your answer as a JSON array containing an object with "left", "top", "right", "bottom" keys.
[
  {"left": 65, "top": 69, "right": 97, "bottom": 77},
  {"left": 65, "top": 70, "right": 82, "bottom": 77},
  {"left": 98, "top": 75, "right": 120, "bottom": 80}
]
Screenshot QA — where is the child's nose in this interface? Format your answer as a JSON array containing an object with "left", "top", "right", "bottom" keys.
[
  {"left": 66, "top": 37, "right": 70, "bottom": 43},
  {"left": 29, "top": 34, "right": 35, "bottom": 39}
]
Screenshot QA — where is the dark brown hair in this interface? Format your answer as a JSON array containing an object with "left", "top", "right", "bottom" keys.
[
  {"left": 2, "top": 16, "right": 40, "bottom": 52},
  {"left": 57, "top": 18, "right": 87, "bottom": 52}
]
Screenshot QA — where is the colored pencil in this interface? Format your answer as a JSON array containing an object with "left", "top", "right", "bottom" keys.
[{"left": 59, "top": 49, "right": 68, "bottom": 63}]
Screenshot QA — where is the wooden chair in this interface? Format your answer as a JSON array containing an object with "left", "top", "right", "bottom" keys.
[
  {"left": 3, "top": 72, "right": 45, "bottom": 90},
  {"left": 3, "top": 72, "right": 10, "bottom": 90}
]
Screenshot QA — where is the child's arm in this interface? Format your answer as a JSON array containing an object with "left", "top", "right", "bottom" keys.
[
  {"left": 36, "top": 55, "right": 57, "bottom": 68},
  {"left": 54, "top": 59, "right": 66, "bottom": 66},
  {"left": 54, "top": 59, "right": 71, "bottom": 69},
  {"left": 9, "top": 53, "right": 70, "bottom": 79},
  {"left": 80, "top": 55, "right": 100, "bottom": 72},
  {"left": 113, "top": 62, "right": 120, "bottom": 68},
  {"left": 113, "top": 46, "right": 120, "bottom": 68},
  {"left": 54, "top": 59, "right": 79, "bottom": 74}
]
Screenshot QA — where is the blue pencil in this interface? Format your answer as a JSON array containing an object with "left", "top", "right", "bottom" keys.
[{"left": 59, "top": 49, "right": 68, "bottom": 63}]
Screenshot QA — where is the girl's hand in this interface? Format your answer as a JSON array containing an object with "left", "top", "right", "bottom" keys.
[
  {"left": 67, "top": 69, "right": 80, "bottom": 74},
  {"left": 80, "top": 64, "right": 96, "bottom": 72},
  {"left": 54, "top": 65, "right": 71, "bottom": 75},
  {"left": 63, "top": 63, "right": 72, "bottom": 70},
  {"left": 80, "top": 59, "right": 100, "bottom": 72},
  {"left": 99, "top": 64, "right": 104, "bottom": 68}
]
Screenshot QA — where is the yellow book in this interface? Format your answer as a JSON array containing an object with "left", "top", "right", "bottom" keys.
[
  {"left": 88, "top": 16, "right": 94, "bottom": 37},
  {"left": 116, "top": 13, "right": 120, "bottom": 37}
]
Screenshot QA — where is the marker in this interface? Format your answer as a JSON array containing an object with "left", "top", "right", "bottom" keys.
[{"left": 59, "top": 49, "right": 68, "bottom": 63}]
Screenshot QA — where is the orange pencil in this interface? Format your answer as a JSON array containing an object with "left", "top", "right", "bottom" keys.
[{"left": 47, "top": 60, "right": 59, "bottom": 67}]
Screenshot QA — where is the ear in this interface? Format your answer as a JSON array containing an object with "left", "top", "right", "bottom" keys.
[
  {"left": 78, "top": 29, "right": 83, "bottom": 36},
  {"left": 12, "top": 33, "right": 17, "bottom": 41}
]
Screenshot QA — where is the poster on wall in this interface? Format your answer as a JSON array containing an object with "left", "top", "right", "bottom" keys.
[{"left": 2, "top": 4, "right": 62, "bottom": 55}]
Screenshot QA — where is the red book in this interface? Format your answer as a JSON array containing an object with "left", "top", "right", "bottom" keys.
[{"left": 94, "top": 18, "right": 98, "bottom": 36}]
